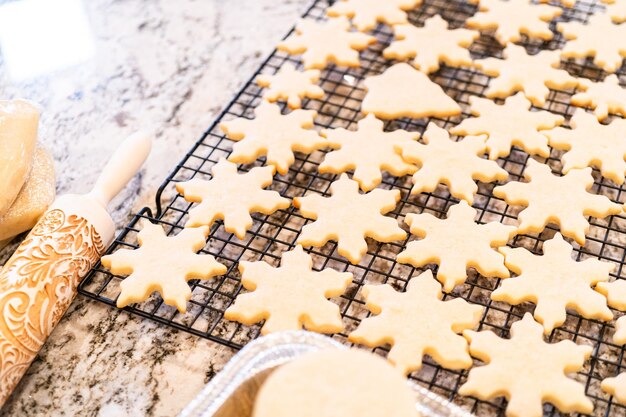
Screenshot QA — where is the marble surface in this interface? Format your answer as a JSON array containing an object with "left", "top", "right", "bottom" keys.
[{"left": 0, "top": 0, "right": 310, "bottom": 415}]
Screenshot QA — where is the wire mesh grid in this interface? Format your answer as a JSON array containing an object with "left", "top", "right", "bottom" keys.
[{"left": 78, "top": 0, "right": 626, "bottom": 415}]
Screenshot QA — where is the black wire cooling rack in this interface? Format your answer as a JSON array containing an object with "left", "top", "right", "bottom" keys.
[{"left": 79, "top": 0, "right": 626, "bottom": 415}]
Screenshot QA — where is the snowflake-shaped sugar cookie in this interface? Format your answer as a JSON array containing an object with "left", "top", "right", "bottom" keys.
[
  {"left": 494, "top": 233, "right": 614, "bottom": 333},
  {"left": 327, "top": 0, "right": 422, "bottom": 31},
  {"left": 319, "top": 114, "right": 419, "bottom": 191},
  {"left": 474, "top": 44, "right": 579, "bottom": 107},
  {"left": 294, "top": 174, "right": 406, "bottom": 264},
  {"left": 224, "top": 245, "right": 352, "bottom": 335},
  {"left": 596, "top": 279, "right": 626, "bottom": 344},
  {"left": 493, "top": 158, "right": 622, "bottom": 244},
  {"left": 220, "top": 102, "right": 326, "bottom": 174},
  {"left": 256, "top": 64, "right": 325, "bottom": 109},
  {"left": 176, "top": 159, "right": 290, "bottom": 239},
  {"left": 543, "top": 109, "right": 626, "bottom": 184},
  {"left": 571, "top": 75, "right": 626, "bottom": 121},
  {"left": 383, "top": 16, "right": 479, "bottom": 74},
  {"left": 278, "top": 17, "right": 376, "bottom": 69},
  {"left": 349, "top": 269, "right": 483, "bottom": 374},
  {"left": 602, "top": 0, "right": 626, "bottom": 22},
  {"left": 397, "top": 201, "right": 516, "bottom": 292},
  {"left": 397, "top": 123, "right": 508, "bottom": 203},
  {"left": 460, "top": 313, "right": 594, "bottom": 417},
  {"left": 467, "top": 0, "right": 562, "bottom": 46},
  {"left": 558, "top": 13, "right": 626, "bottom": 73},
  {"left": 451, "top": 93, "right": 564, "bottom": 160},
  {"left": 101, "top": 221, "right": 227, "bottom": 313},
  {"left": 602, "top": 373, "right": 626, "bottom": 405}
]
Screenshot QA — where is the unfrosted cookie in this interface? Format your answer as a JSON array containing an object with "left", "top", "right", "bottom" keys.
[
  {"left": 397, "top": 200, "right": 516, "bottom": 292},
  {"left": 571, "top": 75, "right": 626, "bottom": 121},
  {"left": 383, "top": 16, "right": 479, "bottom": 74},
  {"left": 327, "top": 0, "right": 422, "bottom": 32},
  {"left": 256, "top": 63, "right": 325, "bottom": 109},
  {"left": 101, "top": 221, "right": 227, "bottom": 313},
  {"left": 602, "top": 373, "right": 626, "bottom": 405},
  {"left": 539, "top": 0, "right": 576, "bottom": 7},
  {"left": 397, "top": 123, "right": 508, "bottom": 203},
  {"left": 319, "top": 114, "right": 419, "bottom": 191},
  {"left": 361, "top": 63, "right": 461, "bottom": 119},
  {"left": 176, "top": 159, "right": 290, "bottom": 239},
  {"left": 220, "top": 102, "right": 325, "bottom": 175},
  {"left": 596, "top": 280, "right": 626, "bottom": 344},
  {"left": 224, "top": 245, "right": 352, "bottom": 335},
  {"left": 494, "top": 233, "right": 614, "bottom": 333},
  {"left": 493, "top": 159, "right": 622, "bottom": 244},
  {"left": 349, "top": 269, "right": 483, "bottom": 374},
  {"left": 460, "top": 313, "right": 594, "bottom": 417},
  {"left": 602, "top": 0, "right": 626, "bottom": 22},
  {"left": 293, "top": 174, "right": 406, "bottom": 264},
  {"left": 474, "top": 44, "right": 578, "bottom": 107},
  {"left": 278, "top": 17, "right": 376, "bottom": 69},
  {"left": 450, "top": 93, "right": 564, "bottom": 160},
  {"left": 543, "top": 109, "right": 626, "bottom": 184}
]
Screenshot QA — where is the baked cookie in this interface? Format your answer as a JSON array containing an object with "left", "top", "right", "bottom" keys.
[
  {"left": 397, "top": 123, "right": 508, "bottom": 203},
  {"left": 602, "top": 373, "right": 626, "bottom": 405},
  {"left": 602, "top": 0, "right": 626, "bottom": 22},
  {"left": 293, "top": 174, "right": 406, "bottom": 264},
  {"left": 319, "top": 114, "right": 419, "bottom": 191},
  {"left": 256, "top": 63, "right": 325, "bottom": 109},
  {"left": 450, "top": 93, "right": 564, "bottom": 160},
  {"left": 539, "top": 0, "right": 576, "bottom": 7},
  {"left": 224, "top": 245, "right": 352, "bottom": 335},
  {"left": 349, "top": 269, "right": 483, "bottom": 374},
  {"left": 460, "top": 313, "right": 594, "bottom": 417},
  {"left": 493, "top": 158, "right": 622, "bottom": 244},
  {"left": 596, "top": 279, "right": 626, "bottom": 344},
  {"left": 383, "top": 16, "right": 479, "bottom": 74},
  {"left": 397, "top": 200, "right": 516, "bottom": 292},
  {"left": 571, "top": 75, "right": 626, "bottom": 121},
  {"left": 327, "top": 0, "right": 422, "bottom": 32},
  {"left": 361, "top": 63, "right": 461, "bottom": 119}
]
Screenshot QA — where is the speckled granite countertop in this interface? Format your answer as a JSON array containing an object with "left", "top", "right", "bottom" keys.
[{"left": 0, "top": 1, "right": 309, "bottom": 415}]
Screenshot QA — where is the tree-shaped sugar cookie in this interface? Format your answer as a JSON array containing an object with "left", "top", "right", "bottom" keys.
[
  {"left": 602, "top": 0, "right": 626, "bottom": 23},
  {"left": 543, "top": 109, "right": 626, "bottom": 184},
  {"left": 493, "top": 158, "right": 622, "bottom": 244},
  {"left": 493, "top": 233, "right": 614, "bottom": 333},
  {"left": 396, "top": 123, "right": 508, "bottom": 203},
  {"left": 467, "top": 0, "right": 562, "bottom": 46},
  {"left": 101, "top": 221, "right": 227, "bottom": 313},
  {"left": 474, "top": 44, "right": 579, "bottom": 107},
  {"left": 397, "top": 201, "right": 516, "bottom": 292},
  {"left": 571, "top": 75, "right": 626, "bottom": 121},
  {"left": 277, "top": 17, "right": 376, "bottom": 69},
  {"left": 361, "top": 63, "right": 461, "bottom": 119},
  {"left": 319, "top": 114, "right": 419, "bottom": 191},
  {"left": 256, "top": 64, "right": 325, "bottom": 109},
  {"left": 176, "top": 159, "right": 290, "bottom": 239},
  {"left": 220, "top": 102, "right": 325, "bottom": 175},
  {"left": 460, "top": 313, "right": 594, "bottom": 417},
  {"left": 596, "top": 279, "right": 626, "bottom": 344},
  {"left": 293, "top": 174, "right": 406, "bottom": 264},
  {"left": 327, "top": 0, "right": 422, "bottom": 31},
  {"left": 602, "top": 373, "right": 626, "bottom": 405},
  {"left": 224, "top": 245, "right": 352, "bottom": 335},
  {"left": 382, "top": 16, "right": 479, "bottom": 74},
  {"left": 451, "top": 93, "right": 564, "bottom": 160},
  {"left": 349, "top": 269, "right": 483, "bottom": 375}
]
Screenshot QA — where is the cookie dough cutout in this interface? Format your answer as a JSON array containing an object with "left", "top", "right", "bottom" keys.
[
  {"left": 571, "top": 75, "right": 626, "bottom": 121},
  {"left": 327, "top": 0, "right": 422, "bottom": 32},
  {"left": 467, "top": 0, "right": 562, "bottom": 46},
  {"left": 319, "top": 114, "right": 419, "bottom": 191},
  {"left": 361, "top": 63, "right": 461, "bottom": 119},
  {"left": 349, "top": 269, "right": 483, "bottom": 374},
  {"left": 176, "top": 159, "right": 290, "bottom": 239},
  {"left": 224, "top": 245, "right": 352, "bottom": 335},
  {"left": 450, "top": 93, "right": 564, "bottom": 160},
  {"left": 101, "top": 221, "right": 227, "bottom": 313},
  {"left": 383, "top": 16, "right": 479, "bottom": 74},
  {"left": 220, "top": 102, "right": 325, "bottom": 175},
  {"left": 460, "top": 313, "right": 594, "bottom": 417},
  {"left": 252, "top": 349, "right": 419, "bottom": 417},
  {"left": 602, "top": 373, "right": 626, "bottom": 405},
  {"left": 397, "top": 123, "right": 508, "bottom": 203},
  {"left": 294, "top": 174, "right": 406, "bottom": 264},
  {"left": 493, "top": 159, "right": 622, "bottom": 245},
  {"left": 601, "top": 0, "right": 626, "bottom": 23},
  {"left": 397, "top": 201, "right": 516, "bottom": 292},
  {"left": 278, "top": 17, "right": 376, "bottom": 69},
  {"left": 494, "top": 233, "right": 614, "bottom": 334},
  {"left": 256, "top": 64, "right": 324, "bottom": 109},
  {"left": 543, "top": 109, "right": 626, "bottom": 185},
  {"left": 474, "top": 44, "right": 578, "bottom": 107},
  {"left": 596, "top": 279, "right": 626, "bottom": 344}
]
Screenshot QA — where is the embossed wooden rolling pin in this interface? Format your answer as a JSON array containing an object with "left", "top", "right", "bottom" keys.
[{"left": 0, "top": 131, "right": 151, "bottom": 406}]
